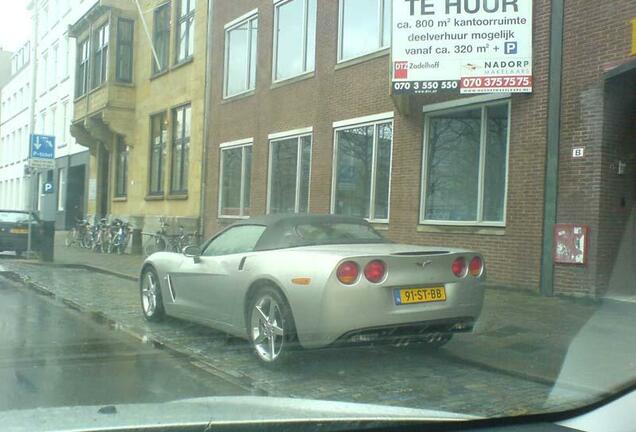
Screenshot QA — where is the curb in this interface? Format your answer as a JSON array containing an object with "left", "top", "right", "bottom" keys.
[
  {"left": 0, "top": 270, "right": 261, "bottom": 395},
  {"left": 18, "top": 260, "right": 139, "bottom": 282}
]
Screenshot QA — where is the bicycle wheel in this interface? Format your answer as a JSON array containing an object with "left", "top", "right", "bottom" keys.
[
  {"left": 65, "top": 229, "right": 76, "bottom": 247},
  {"left": 144, "top": 236, "right": 166, "bottom": 256},
  {"left": 83, "top": 231, "right": 94, "bottom": 249}
]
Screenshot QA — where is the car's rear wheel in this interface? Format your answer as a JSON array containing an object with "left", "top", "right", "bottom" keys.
[
  {"left": 140, "top": 268, "right": 165, "bottom": 321},
  {"left": 247, "top": 287, "right": 296, "bottom": 364}
]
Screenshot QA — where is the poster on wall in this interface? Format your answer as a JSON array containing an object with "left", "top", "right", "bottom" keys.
[
  {"left": 554, "top": 224, "right": 590, "bottom": 265},
  {"left": 392, "top": 0, "right": 533, "bottom": 95}
]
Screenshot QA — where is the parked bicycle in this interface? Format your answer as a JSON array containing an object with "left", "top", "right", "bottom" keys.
[
  {"left": 143, "top": 218, "right": 198, "bottom": 256},
  {"left": 65, "top": 218, "right": 90, "bottom": 248},
  {"left": 107, "top": 218, "right": 132, "bottom": 254}
]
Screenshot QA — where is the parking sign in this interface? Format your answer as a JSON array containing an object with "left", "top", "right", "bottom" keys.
[{"left": 29, "top": 134, "right": 56, "bottom": 170}]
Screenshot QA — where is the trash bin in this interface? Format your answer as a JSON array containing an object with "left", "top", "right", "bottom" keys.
[
  {"left": 38, "top": 221, "right": 55, "bottom": 262},
  {"left": 131, "top": 228, "right": 143, "bottom": 255}
]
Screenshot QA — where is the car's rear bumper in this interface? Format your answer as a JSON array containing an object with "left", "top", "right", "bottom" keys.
[
  {"left": 295, "top": 281, "right": 485, "bottom": 349},
  {"left": 0, "top": 234, "right": 28, "bottom": 252}
]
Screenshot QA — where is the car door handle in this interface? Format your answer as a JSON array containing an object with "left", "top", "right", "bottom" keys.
[{"left": 239, "top": 256, "right": 247, "bottom": 271}]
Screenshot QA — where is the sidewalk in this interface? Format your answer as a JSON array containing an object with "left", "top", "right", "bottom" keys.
[
  {"left": 52, "top": 231, "right": 144, "bottom": 280},
  {"left": 16, "top": 234, "right": 636, "bottom": 395}
]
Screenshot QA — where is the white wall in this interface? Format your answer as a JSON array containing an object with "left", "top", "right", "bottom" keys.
[
  {"left": 33, "top": 0, "right": 99, "bottom": 159},
  {"left": 0, "top": 46, "right": 32, "bottom": 211}
]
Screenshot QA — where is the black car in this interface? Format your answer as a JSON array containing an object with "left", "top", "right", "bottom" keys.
[{"left": 0, "top": 210, "right": 42, "bottom": 257}]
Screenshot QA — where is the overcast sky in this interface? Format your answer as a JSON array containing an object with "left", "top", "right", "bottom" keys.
[{"left": 0, "top": 1, "right": 32, "bottom": 52}]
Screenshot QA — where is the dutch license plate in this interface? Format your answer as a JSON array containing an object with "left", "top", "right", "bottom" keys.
[
  {"left": 10, "top": 228, "right": 28, "bottom": 234},
  {"left": 394, "top": 287, "right": 446, "bottom": 305}
]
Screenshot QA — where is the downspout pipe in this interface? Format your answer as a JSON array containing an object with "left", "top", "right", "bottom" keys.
[
  {"left": 199, "top": 0, "right": 214, "bottom": 238},
  {"left": 540, "top": 0, "right": 565, "bottom": 296}
]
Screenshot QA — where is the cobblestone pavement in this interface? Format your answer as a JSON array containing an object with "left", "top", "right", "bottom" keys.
[
  {"left": 52, "top": 232, "right": 144, "bottom": 279},
  {"left": 0, "top": 258, "right": 616, "bottom": 418}
]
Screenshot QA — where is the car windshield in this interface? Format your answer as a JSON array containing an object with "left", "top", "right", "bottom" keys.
[
  {"left": 0, "top": 211, "right": 32, "bottom": 223},
  {"left": 1, "top": 0, "right": 636, "bottom": 431}
]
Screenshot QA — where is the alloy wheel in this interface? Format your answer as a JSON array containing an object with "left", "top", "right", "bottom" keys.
[
  {"left": 250, "top": 295, "right": 286, "bottom": 362},
  {"left": 141, "top": 272, "right": 158, "bottom": 317}
]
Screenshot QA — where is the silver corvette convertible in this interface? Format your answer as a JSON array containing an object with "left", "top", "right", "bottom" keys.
[{"left": 140, "top": 214, "right": 485, "bottom": 363}]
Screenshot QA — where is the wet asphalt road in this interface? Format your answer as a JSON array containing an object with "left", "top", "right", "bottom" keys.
[{"left": 0, "top": 275, "right": 246, "bottom": 411}]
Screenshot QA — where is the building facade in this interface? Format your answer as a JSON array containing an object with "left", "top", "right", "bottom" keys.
[
  {"left": 32, "top": 0, "right": 99, "bottom": 229},
  {"left": 202, "top": 0, "right": 636, "bottom": 297},
  {"left": 0, "top": 43, "right": 31, "bottom": 210},
  {"left": 69, "top": 0, "right": 208, "bottom": 234}
]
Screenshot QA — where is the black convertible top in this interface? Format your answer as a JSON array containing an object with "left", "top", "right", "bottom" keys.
[{"left": 227, "top": 214, "right": 386, "bottom": 251}]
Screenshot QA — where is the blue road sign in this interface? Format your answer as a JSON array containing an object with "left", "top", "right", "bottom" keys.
[
  {"left": 42, "top": 181, "right": 55, "bottom": 194},
  {"left": 30, "top": 134, "right": 56, "bottom": 160}
]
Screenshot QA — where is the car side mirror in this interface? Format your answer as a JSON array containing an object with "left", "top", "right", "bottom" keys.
[{"left": 183, "top": 245, "right": 202, "bottom": 263}]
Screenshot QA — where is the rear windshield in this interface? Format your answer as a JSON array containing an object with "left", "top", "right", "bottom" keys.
[
  {"left": 292, "top": 222, "right": 388, "bottom": 246},
  {"left": 0, "top": 212, "right": 33, "bottom": 224}
]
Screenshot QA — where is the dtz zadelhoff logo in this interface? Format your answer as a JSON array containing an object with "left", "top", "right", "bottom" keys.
[{"left": 394, "top": 61, "right": 408, "bottom": 79}]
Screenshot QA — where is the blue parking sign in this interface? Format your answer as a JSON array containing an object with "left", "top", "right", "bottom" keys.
[{"left": 30, "top": 134, "right": 55, "bottom": 160}]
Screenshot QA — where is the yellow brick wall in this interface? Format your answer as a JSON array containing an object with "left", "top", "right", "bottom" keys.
[{"left": 77, "top": 0, "right": 208, "bottom": 230}]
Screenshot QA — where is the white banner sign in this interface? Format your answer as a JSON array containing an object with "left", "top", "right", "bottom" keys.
[{"left": 392, "top": 0, "right": 533, "bottom": 95}]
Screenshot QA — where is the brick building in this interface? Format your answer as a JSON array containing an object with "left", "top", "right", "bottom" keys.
[
  {"left": 202, "top": 0, "right": 635, "bottom": 297},
  {"left": 205, "top": 0, "right": 636, "bottom": 296}
]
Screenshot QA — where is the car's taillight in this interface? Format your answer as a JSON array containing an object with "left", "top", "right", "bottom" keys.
[
  {"left": 469, "top": 256, "right": 483, "bottom": 277},
  {"left": 451, "top": 257, "right": 467, "bottom": 278},
  {"left": 364, "top": 260, "right": 386, "bottom": 283},
  {"left": 337, "top": 261, "right": 359, "bottom": 285}
]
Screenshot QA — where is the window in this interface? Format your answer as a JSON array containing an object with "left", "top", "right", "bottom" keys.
[
  {"left": 40, "top": 111, "right": 46, "bottom": 134},
  {"left": 224, "top": 12, "right": 258, "bottom": 98},
  {"left": 62, "top": 35, "right": 69, "bottom": 78},
  {"left": 52, "top": 43, "right": 59, "bottom": 85},
  {"left": 273, "top": 0, "right": 316, "bottom": 82},
  {"left": 332, "top": 116, "right": 393, "bottom": 222},
  {"left": 61, "top": 101, "right": 68, "bottom": 144},
  {"left": 115, "top": 136, "right": 128, "bottom": 197},
  {"left": 57, "top": 168, "right": 65, "bottom": 211},
  {"left": 93, "top": 23, "right": 109, "bottom": 88},
  {"left": 116, "top": 19, "right": 134, "bottom": 82},
  {"left": 76, "top": 38, "right": 89, "bottom": 96},
  {"left": 176, "top": 0, "right": 195, "bottom": 63},
  {"left": 422, "top": 102, "right": 510, "bottom": 225},
  {"left": 267, "top": 133, "right": 311, "bottom": 214},
  {"left": 152, "top": 3, "right": 170, "bottom": 74},
  {"left": 36, "top": 173, "right": 42, "bottom": 211},
  {"left": 202, "top": 225, "right": 266, "bottom": 257},
  {"left": 170, "top": 104, "right": 191, "bottom": 193},
  {"left": 338, "top": 0, "right": 391, "bottom": 62},
  {"left": 50, "top": 105, "right": 56, "bottom": 136},
  {"left": 41, "top": 51, "right": 48, "bottom": 93},
  {"left": 149, "top": 113, "right": 167, "bottom": 195},
  {"left": 219, "top": 141, "right": 252, "bottom": 217}
]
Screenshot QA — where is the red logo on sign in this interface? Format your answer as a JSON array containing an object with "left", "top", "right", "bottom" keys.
[{"left": 394, "top": 61, "right": 408, "bottom": 79}]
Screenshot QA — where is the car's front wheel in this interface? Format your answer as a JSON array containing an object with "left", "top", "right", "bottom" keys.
[
  {"left": 247, "top": 287, "right": 296, "bottom": 364},
  {"left": 140, "top": 268, "right": 165, "bottom": 321}
]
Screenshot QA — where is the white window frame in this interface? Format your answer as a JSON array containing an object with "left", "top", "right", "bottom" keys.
[
  {"left": 272, "top": 0, "right": 316, "bottom": 83},
  {"left": 419, "top": 100, "right": 511, "bottom": 227},
  {"left": 337, "top": 0, "right": 391, "bottom": 64},
  {"left": 218, "top": 139, "right": 254, "bottom": 219},
  {"left": 330, "top": 113, "right": 394, "bottom": 224},
  {"left": 223, "top": 10, "right": 258, "bottom": 99},
  {"left": 266, "top": 128, "right": 313, "bottom": 214},
  {"left": 57, "top": 167, "right": 65, "bottom": 211}
]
